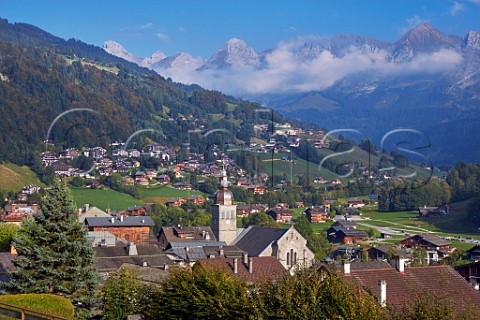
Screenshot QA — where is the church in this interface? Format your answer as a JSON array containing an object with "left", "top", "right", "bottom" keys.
[{"left": 211, "top": 163, "right": 315, "bottom": 269}]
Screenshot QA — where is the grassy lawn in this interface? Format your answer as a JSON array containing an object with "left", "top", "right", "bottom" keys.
[
  {"left": 0, "top": 162, "right": 43, "bottom": 193},
  {"left": 257, "top": 152, "right": 339, "bottom": 182},
  {"left": 137, "top": 185, "right": 206, "bottom": 204},
  {"left": 451, "top": 241, "right": 476, "bottom": 251},
  {"left": 0, "top": 294, "right": 74, "bottom": 319},
  {"left": 69, "top": 187, "right": 143, "bottom": 211}
]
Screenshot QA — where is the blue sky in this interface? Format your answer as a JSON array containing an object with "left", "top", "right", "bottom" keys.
[{"left": 1, "top": 0, "right": 480, "bottom": 58}]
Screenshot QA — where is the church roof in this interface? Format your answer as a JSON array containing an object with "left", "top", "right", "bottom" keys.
[{"left": 233, "top": 226, "right": 290, "bottom": 256}]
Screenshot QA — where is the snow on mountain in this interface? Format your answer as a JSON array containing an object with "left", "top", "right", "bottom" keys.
[
  {"left": 142, "top": 51, "right": 168, "bottom": 68},
  {"left": 464, "top": 30, "right": 480, "bottom": 50},
  {"left": 103, "top": 40, "right": 144, "bottom": 65},
  {"left": 153, "top": 52, "right": 203, "bottom": 70},
  {"left": 390, "top": 23, "right": 461, "bottom": 62},
  {"left": 203, "top": 38, "right": 260, "bottom": 69}
]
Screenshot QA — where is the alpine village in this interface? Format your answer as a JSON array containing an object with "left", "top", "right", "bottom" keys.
[{"left": 1, "top": 15, "right": 480, "bottom": 320}]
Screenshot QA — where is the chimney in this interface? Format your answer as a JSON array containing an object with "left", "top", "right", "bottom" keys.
[
  {"left": 120, "top": 215, "right": 124, "bottom": 222},
  {"left": 219, "top": 246, "right": 224, "bottom": 257},
  {"left": 396, "top": 257, "right": 405, "bottom": 273},
  {"left": 77, "top": 208, "right": 82, "bottom": 215},
  {"left": 248, "top": 257, "right": 253, "bottom": 273},
  {"left": 128, "top": 242, "right": 138, "bottom": 256},
  {"left": 106, "top": 208, "right": 111, "bottom": 215},
  {"left": 11, "top": 203, "right": 16, "bottom": 212},
  {"left": 233, "top": 258, "right": 238, "bottom": 274},
  {"left": 32, "top": 204, "right": 39, "bottom": 212},
  {"left": 342, "top": 260, "right": 350, "bottom": 274},
  {"left": 243, "top": 252, "right": 249, "bottom": 265},
  {"left": 164, "top": 264, "right": 169, "bottom": 270},
  {"left": 85, "top": 204, "right": 90, "bottom": 212},
  {"left": 111, "top": 217, "right": 115, "bottom": 224},
  {"left": 142, "top": 260, "right": 148, "bottom": 267},
  {"left": 378, "top": 280, "right": 387, "bottom": 307}
]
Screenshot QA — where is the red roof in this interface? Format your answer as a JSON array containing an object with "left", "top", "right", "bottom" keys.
[
  {"left": 348, "top": 265, "right": 480, "bottom": 314},
  {"left": 199, "top": 257, "right": 285, "bottom": 283}
]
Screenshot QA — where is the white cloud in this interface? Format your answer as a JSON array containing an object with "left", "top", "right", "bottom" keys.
[
  {"left": 156, "top": 32, "right": 170, "bottom": 41},
  {"left": 450, "top": 1, "right": 466, "bottom": 15},
  {"left": 153, "top": 40, "right": 463, "bottom": 96}
]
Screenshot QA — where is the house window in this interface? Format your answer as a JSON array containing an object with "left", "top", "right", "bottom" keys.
[
  {"left": 287, "top": 252, "right": 290, "bottom": 266},
  {"left": 290, "top": 249, "right": 294, "bottom": 265},
  {"left": 294, "top": 252, "right": 297, "bottom": 264}
]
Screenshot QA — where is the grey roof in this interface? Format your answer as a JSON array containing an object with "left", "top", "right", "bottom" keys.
[
  {"left": 416, "top": 233, "right": 452, "bottom": 247},
  {"left": 233, "top": 226, "right": 289, "bottom": 256},
  {"left": 168, "top": 241, "right": 226, "bottom": 248},
  {"left": 85, "top": 216, "right": 155, "bottom": 227}
]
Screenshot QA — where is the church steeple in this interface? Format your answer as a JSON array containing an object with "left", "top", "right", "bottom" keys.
[{"left": 211, "top": 159, "right": 237, "bottom": 245}]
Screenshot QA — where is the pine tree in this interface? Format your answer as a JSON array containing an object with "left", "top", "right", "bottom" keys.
[{"left": 4, "top": 179, "right": 98, "bottom": 319}]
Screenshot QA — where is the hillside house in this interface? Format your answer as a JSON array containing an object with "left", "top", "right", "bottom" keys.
[
  {"left": 158, "top": 226, "right": 220, "bottom": 251},
  {"left": 399, "top": 233, "right": 452, "bottom": 264},
  {"left": 304, "top": 207, "right": 328, "bottom": 223},
  {"left": 85, "top": 216, "right": 155, "bottom": 245},
  {"left": 267, "top": 208, "right": 293, "bottom": 223}
]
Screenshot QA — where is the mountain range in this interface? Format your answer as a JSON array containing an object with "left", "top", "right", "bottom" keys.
[{"left": 104, "top": 23, "right": 480, "bottom": 165}]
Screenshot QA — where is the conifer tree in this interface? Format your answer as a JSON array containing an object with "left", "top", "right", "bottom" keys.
[{"left": 4, "top": 179, "right": 98, "bottom": 319}]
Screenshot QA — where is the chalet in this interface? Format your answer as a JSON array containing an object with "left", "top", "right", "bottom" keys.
[
  {"left": 455, "top": 261, "right": 480, "bottom": 291},
  {"left": 165, "top": 197, "right": 187, "bottom": 207},
  {"left": 156, "top": 174, "right": 171, "bottom": 184},
  {"left": 340, "top": 258, "right": 480, "bottom": 316},
  {"left": 326, "top": 226, "right": 368, "bottom": 244},
  {"left": 417, "top": 206, "right": 446, "bottom": 217},
  {"left": 248, "top": 185, "right": 266, "bottom": 195},
  {"left": 135, "top": 177, "right": 149, "bottom": 186},
  {"left": 233, "top": 226, "right": 314, "bottom": 269},
  {"left": 58, "top": 148, "right": 80, "bottom": 159},
  {"left": 187, "top": 195, "right": 206, "bottom": 205},
  {"left": 122, "top": 176, "right": 135, "bottom": 186},
  {"left": 198, "top": 256, "right": 285, "bottom": 284},
  {"left": 128, "top": 149, "right": 141, "bottom": 158},
  {"left": 158, "top": 226, "right": 219, "bottom": 250},
  {"left": 323, "top": 199, "right": 336, "bottom": 210},
  {"left": 367, "top": 245, "right": 411, "bottom": 262},
  {"left": 41, "top": 152, "right": 58, "bottom": 165},
  {"left": 304, "top": 207, "right": 328, "bottom": 223},
  {"left": 120, "top": 205, "right": 147, "bottom": 216},
  {"left": 236, "top": 204, "right": 268, "bottom": 217},
  {"left": 51, "top": 161, "right": 76, "bottom": 176},
  {"left": 332, "top": 220, "right": 357, "bottom": 229},
  {"left": 466, "top": 245, "right": 480, "bottom": 261},
  {"left": 331, "top": 246, "right": 364, "bottom": 261},
  {"left": 85, "top": 216, "right": 155, "bottom": 245},
  {"left": 347, "top": 198, "right": 364, "bottom": 208},
  {"left": 266, "top": 208, "right": 293, "bottom": 224},
  {"left": 399, "top": 233, "right": 452, "bottom": 264},
  {"left": 172, "top": 182, "right": 193, "bottom": 190}
]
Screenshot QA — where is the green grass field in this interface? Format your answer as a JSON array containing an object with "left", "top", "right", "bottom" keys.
[
  {"left": 69, "top": 187, "right": 143, "bottom": 211},
  {"left": 0, "top": 163, "right": 43, "bottom": 193},
  {"left": 0, "top": 294, "right": 74, "bottom": 319},
  {"left": 138, "top": 185, "right": 206, "bottom": 204}
]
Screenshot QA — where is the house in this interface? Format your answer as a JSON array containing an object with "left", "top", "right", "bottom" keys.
[
  {"left": 455, "top": 261, "right": 480, "bottom": 291},
  {"left": 417, "top": 206, "right": 446, "bottom": 217},
  {"left": 399, "top": 233, "right": 452, "bottom": 264},
  {"left": 93, "top": 242, "right": 176, "bottom": 275},
  {"left": 77, "top": 204, "right": 111, "bottom": 224},
  {"left": 166, "top": 245, "right": 244, "bottom": 262},
  {"left": 165, "top": 197, "right": 187, "bottom": 207},
  {"left": 331, "top": 220, "right": 357, "bottom": 229},
  {"left": 331, "top": 246, "right": 364, "bottom": 261},
  {"left": 85, "top": 216, "right": 155, "bottom": 245},
  {"left": 187, "top": 195, "right": 206, "bottom": 205},
  {"left": 323, "top": 199, "right": 336, "bottom": 210},
  {"left": 156, "top": 174, "right": 171, "bottom": 184},
  {"left": 198, "top": 255, "right": 286, "bottom": 284},
  {"left": 347, "top": 198, "right": 364, "bottom": 208},
  {"left": 367, "top": 245, "right": 411, "bottom": 262},
  {"left": 266, "top": 208, "right": 293, "bottom": 223},
  {"left": 2, "top": 203, "right": 40, "bottom": 224},
  {"left": 122, "top": 176, "right": 135, "bottom": 186},
  {"left": 247, "top": 186, "right": 266, "bottom": 195},
  {"left": 304, "top": 207, "right": 328, "bottom": 223},
  {"left": 236, "top": 204, "right": 268, "bottom": 217},
  {"left": 326, "top": 226, "right": 368, "bottom": 244},
  {"left": 158, "top": 226, "right": 219, "bottom": 250},
  {"left": 233, "top": 226, "right": 314, "bottom": 269},
  {"left": 340, "top": 258, "right": 480, "bottom": 316},
  {"left": 87, "top": 231, "right": 116, "bottom": 247},
  {"left": 173, "top": 182, "right": 193, "bottom": 190},
  {"left": 466, "top": 245, "right": 480, "bottom": 261}
]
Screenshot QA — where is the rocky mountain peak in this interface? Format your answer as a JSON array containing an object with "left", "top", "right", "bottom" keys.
[
  {"left": 464, "top": 30, "right": 480, "bottom": 50},
  {"left": 205, "top": 37, "right": 260, "bottom": 68}
]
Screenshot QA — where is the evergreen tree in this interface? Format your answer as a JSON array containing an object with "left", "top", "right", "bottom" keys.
[{"left": 4, "top": 179, "right": 98, "bottom": 319}]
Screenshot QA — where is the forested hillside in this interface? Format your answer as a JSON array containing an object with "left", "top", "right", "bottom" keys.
[{"left": 0, "top": 19, "right": 290, "bottom": 167}]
